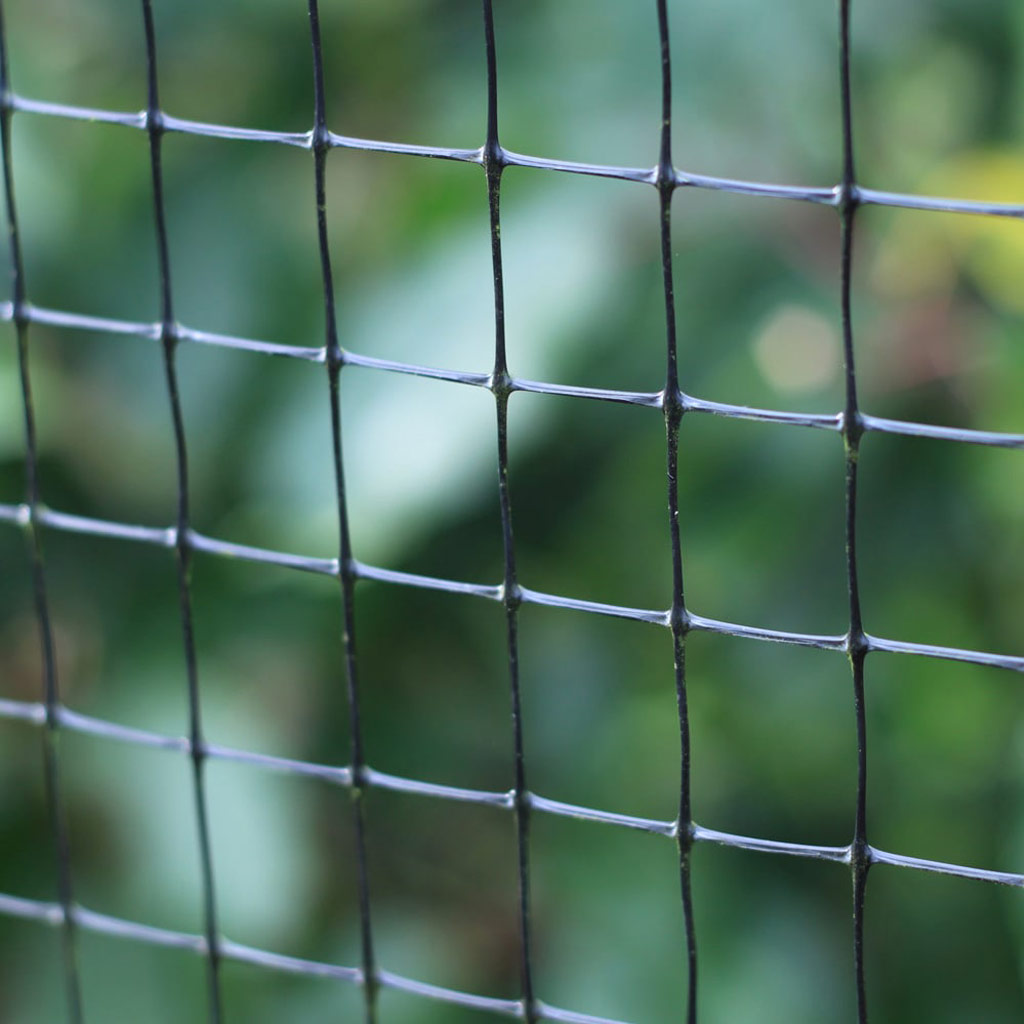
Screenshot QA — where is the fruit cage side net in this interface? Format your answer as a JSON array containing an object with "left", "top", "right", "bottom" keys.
[{"left": 0, "top": 1, "right": 1023, "bottom": 1023}]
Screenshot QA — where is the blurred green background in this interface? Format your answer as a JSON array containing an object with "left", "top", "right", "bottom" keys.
[{"left": 2, "top": 0, "right": 1024, "bottom": 1021}]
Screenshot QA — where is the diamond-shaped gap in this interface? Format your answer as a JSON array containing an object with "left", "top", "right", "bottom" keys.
[
  {"left": 531, "top": 811, "right": 683, "bottom": 1022},
  {"left": 162, "top": 132, "right": 320, "bottom": 346},
  {"left": 60, "top": 728, "right": 205, "bottom": 936},
  {"left": 152, "top": 0, "right": 312, "bottom": 133},
  {"left": 670, "top": 185, "right": 844, "bottom": 416},
  {"left": 854, "top": 202, "right": 1024, "bottom": 435},
  {"left": 29, "top": 326, "right": 175, "bottom": 528},
  {"left": 668, "top": 0, "right": 838, "bottom": 184},
  {"left": 319, "top": 0, "right": 485, "bottom": 151},
  {"left": 5, "top": 0, "right": 144, "bottom": 112},
  {"left": 79, "top": 929, "right": 207, "bottom": 1024},
  {"left": 677, "top": 412, "right": 847, "bottom": 637},
  {"left": 205, "top": 759, "right": 357, "bottom": 974},
  {"left": 858, "top": 430, "right": 1022, "bottom": 656},
  {"left": 328, "top": 149, "right": 490, "bottom": 370},
  {"left": 692, "top": 842, "right": 853, "bottom": 1024},
  {"left": 365, "top": 786, "right": 519, "bottom": 1006},
  {"left": 865, "top": 864, "right": 1024, "bottom": 1021},
  {"left": 178, "top": 342, "right": 335, "bottom": 562},
  {"left": 508, "top": 390, "right": 670, "bottom": 612},
  {"left": 518, "top": 602, "right": 678, "bottom": 825},
  {"left": 492, "top": 0, "right": 661, "bottom": 168},
  {"left": 341, "top": 366, "right": 502, "bottom": 583},
  {"left": 358, "top": 580, "right": 507, "bottom": 793},
  {"left": 687, "top": 631, "right": 854, "bottom": 848},
  {"left": 13, "top": 116, "right": 156, "bottom": 324},
  {"left": 501, "top": 165, "right": 663, "bottom": 394},
  {"left": 0, "top": 914, "right": 68, "bottom": 1024},
  {"left": 866, "top": 651, "right": 1024, "bottom": 874},
  {"left": 189, "top": 547, "right": 350, "bottom": 770}
]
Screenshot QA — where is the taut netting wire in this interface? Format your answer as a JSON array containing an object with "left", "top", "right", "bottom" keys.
[{"left": 1, "top": 1, "right": 1022, "bottom": 1022}]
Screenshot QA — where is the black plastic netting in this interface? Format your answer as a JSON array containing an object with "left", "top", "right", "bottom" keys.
[{"left": 1, "top": 2, "right": 1022, "bottom": 1023}]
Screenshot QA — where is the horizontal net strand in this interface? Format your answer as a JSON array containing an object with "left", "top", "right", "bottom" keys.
[
  {"left": 2, "top": 1, "right": 1021, "bottom": 1019},
  {"left": 0, "top": 892, "right": 636, "bottom": 1024},
  {"left": 1, "top": 505, "right": 1019, "bottom": 673},
  {"left": 4, "top": 302, "right": 1022, "bottom": 449},
  {"left": 8, "top": 92, "right": 1024, "bottom": 216},
  {"left": 1, "top": 696, "right": 1019, "bottom": 888}
]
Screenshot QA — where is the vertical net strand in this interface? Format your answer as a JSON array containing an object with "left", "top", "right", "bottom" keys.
[
  {"left": 0, "top": 5, "right": 84, "bottom": 1020},
  {"left": 837, "top": 0, "right": 870, "bottom": 1019},
  {"left": 139, "top": 2, "right": 223, "bottom": 1019},
  {"left": 0, "top": 2, "right": 1020, "bottom": 1021},
  {"left": 307, "top": 2, "right": 378, "bottom": 1018},
  {"left": 481, "top": 2, "right": 536, "bottom": 1019},
  {"left": 655, "top": 2, "right": 698, "bottom": 1020}
]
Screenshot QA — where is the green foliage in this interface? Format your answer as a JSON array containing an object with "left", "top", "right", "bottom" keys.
[{"left": 2, "top": 1, "right": 1024, "bottom": 1021}]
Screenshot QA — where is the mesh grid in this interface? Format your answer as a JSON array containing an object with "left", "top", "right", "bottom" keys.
[{"left": 1, "top": 1, "right": 1023, "bottom": 1022}]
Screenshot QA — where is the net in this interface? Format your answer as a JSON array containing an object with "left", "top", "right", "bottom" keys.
[{"left": 1, "top": 1, "right": 1022, "bottom": 1022}]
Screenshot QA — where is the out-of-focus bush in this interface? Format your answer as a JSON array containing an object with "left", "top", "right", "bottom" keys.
[{"left": 1, "top": 1, "right": 1023, "bottom": 1022}]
